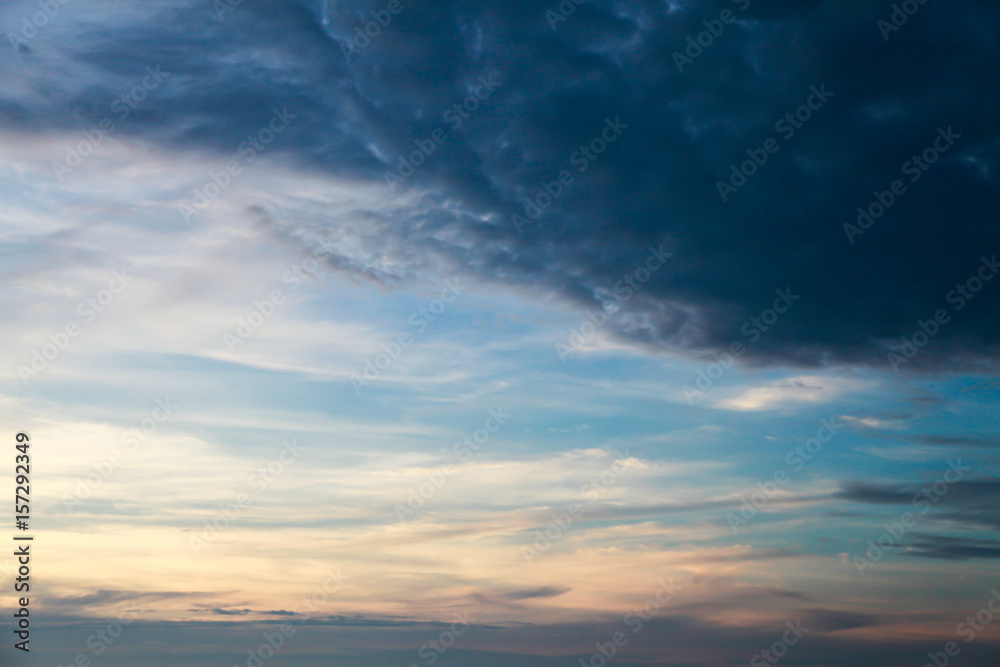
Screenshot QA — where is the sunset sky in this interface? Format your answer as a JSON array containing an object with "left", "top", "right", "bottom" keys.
[{"left": 1, "top": 0, "right": 999, "bottom": 665}]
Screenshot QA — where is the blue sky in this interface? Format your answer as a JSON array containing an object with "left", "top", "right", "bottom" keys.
[{"left": 1, "top": 0, "right": 999, "bottom": 665}]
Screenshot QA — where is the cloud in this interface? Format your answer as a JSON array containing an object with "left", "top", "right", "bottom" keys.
[
  {"left": 902, "top": 533, "right": 1000, "bottom": 561},
  {"left": 844, "top": 414, "right": 1000, "bottom": 449},
  {"left": 3, "top": 2, "right": 1000, "bottom": 664},
  {"left": 32, "top": 606, "right": 1000, "bottom": 667},
  {"left": 837, "top": 478, "right": 1000, "bottom": 531},
  {"left": 499, "top": 586, "right": 571, "bottom": 600},
  {"left": 713, "top": 375, "right": 859, "bottom": 411},
  {"left": 908, "top": 435, "right": 1000, "bottom": 448},
  {"left": 1, "top": 0, "right": 998, "bottom": 370}
]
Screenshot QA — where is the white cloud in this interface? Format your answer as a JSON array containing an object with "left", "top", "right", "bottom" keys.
[{"left": 713, "top": 375, "right": 863, "bottom": 411}]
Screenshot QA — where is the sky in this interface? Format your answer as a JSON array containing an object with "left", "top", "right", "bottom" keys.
[{"left": 1, "top": 0, "right": 999, "bottom": 665}]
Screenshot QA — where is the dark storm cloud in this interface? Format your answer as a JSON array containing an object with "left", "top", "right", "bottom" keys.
[{"left": 4, "top": 0, "right": 1000, "bottom": 368}]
